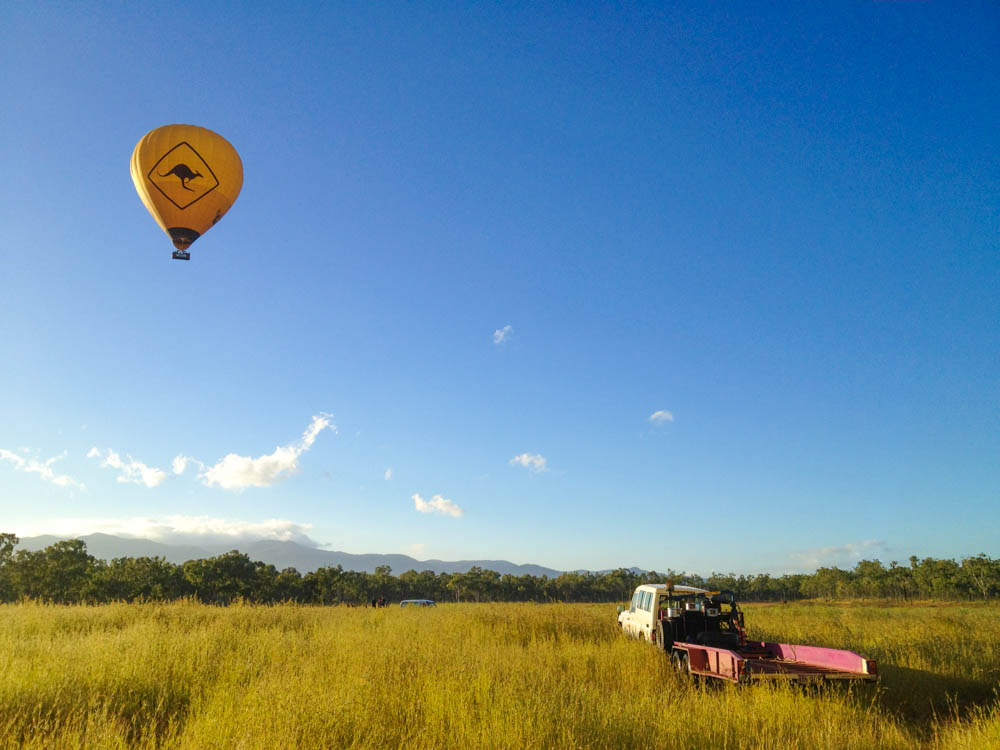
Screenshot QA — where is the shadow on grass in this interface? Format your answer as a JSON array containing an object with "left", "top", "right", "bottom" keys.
[
  {"left": 2, "top": 682, "right": 192, "bottom": 748},
  {"left": 678, "top": 662, "right": 997, "bottom": 740},
  {"left": 874, "top": 664, "right": 998, "bottom": 729}
]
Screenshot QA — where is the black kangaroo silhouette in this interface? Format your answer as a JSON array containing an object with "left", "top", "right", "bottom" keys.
[{"left": 158, "top": 164, "right": 203, "bottom": 191}]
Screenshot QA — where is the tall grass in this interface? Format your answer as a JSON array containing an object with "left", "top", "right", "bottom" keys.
[
  {"left": 746, "top": 602, "right": 1000, "bottom": 726},
  {"left": 0, "top": 601, "right": 996, "bottom": 749}
]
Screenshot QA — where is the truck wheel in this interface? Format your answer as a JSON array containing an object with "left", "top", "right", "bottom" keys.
[{"left": 656, "top": 621, "right": 671, "bottom": 652}]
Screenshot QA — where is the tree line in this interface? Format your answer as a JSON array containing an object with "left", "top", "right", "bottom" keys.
[{"left": 0, "top": 534, "right": 996, "bottom": 605}]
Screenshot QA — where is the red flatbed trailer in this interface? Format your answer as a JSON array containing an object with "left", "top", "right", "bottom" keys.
[{"left": 675, "top": 640, "right": 878, "bottom": 684}]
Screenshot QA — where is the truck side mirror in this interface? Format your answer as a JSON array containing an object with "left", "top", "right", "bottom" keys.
[{"left": 616, "top": 605, "right": 624, "bottom": 614}]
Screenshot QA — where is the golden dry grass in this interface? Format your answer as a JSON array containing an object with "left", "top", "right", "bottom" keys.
[{"left": 0, "top": 601, "right": 997, "bottom": 749}]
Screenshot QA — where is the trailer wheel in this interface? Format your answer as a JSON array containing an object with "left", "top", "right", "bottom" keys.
[{"left": 671, "top": 649, "right": 689, "bottom": 675}]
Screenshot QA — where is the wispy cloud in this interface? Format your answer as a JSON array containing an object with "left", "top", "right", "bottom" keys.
[
  {"left": 509, "top": 452, "right": 548, "bottom": 473},
  {"left": 171, "top": 455, "right": 205, "bottom": 475},
  {"left": 13, "top": 515, "right": 319, "bottom": 547},
  {"left": 648, "top": 410, "right": 674, "bottom": 425},
  {"left": 199, "top": 414, "right": 335, "bottom": 490},
  {"left": 790, "top": 540, "right": 889, "bottom": 571},
  {"left": 408, "top": 542, "right": 426, "bottom": 557},
  {"left": 493, "top": 324, "right": 513, "bottom": 344},
  {"left": 384, "top": 467, "right": 393, "bottom": 481},
  {"left": 88, "top": 447, "right": 167, "bottom": 488},
  {"left": 412, "top": 493, "right": 464, "bottom": 517},
  {"left": 0, "top": 448, "right": 85, "bottom": 490}
]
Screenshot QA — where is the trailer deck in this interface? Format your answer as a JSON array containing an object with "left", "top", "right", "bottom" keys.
[
  {"left": 681, "top": 640, "right": 878, "bottom": 684},
  {"left": 741, "top": 658, "right": 874, "bottom": 681}
]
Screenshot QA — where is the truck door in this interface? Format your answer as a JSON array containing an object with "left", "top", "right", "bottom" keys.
[{"left": 626, "top": 590, "right": 642, "bottom": 637}]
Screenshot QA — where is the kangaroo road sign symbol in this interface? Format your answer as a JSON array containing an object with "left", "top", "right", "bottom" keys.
[{"left": 147, "top": 142, "right": 220, "bottom": 210}]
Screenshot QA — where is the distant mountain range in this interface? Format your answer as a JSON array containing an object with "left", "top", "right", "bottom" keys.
[{"left": 15, "top": 533, "right": 565, "bottom": 577}]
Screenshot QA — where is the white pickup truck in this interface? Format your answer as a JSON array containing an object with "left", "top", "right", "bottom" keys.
[{"left": 618, "top": 582, "right": 878, "bottom": 684}]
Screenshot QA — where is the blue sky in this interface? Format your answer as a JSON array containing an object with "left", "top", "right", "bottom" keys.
[{"left": 1, "top": 1, "right": 997, "bottom": 574}]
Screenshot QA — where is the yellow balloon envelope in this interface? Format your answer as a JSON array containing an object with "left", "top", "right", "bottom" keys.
[{"left": 130, "top": 124, "right": 243, "bottom": 260}]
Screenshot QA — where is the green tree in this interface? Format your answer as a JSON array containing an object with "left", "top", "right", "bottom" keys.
[
  {"left": 97, "top": 556, "right": 189, "bottom": 601},
  {"left": 801, "top": 567, "right": 853, "bottom": 599},
  {"left": 304, "top": 565, "right": 347, "bottom": 604},
  {"left": 274, "top": 567, "right": 304, "bottom": 601},
  {"left": 0, "top": 533, "right": 18, "bottom": 601},
  {"left": 853, "top": 560, "right": 890, "bottom": 598},
  {"left": 601, "top": 568, "right": 639, "bottom": 604},
  {"left": 551, "top": 572, "right": 589, "bottom": 602},
  {"left": 446, "top": 571, "right": 466, "bottom": 602},
  {"left": 910, "top": 557, "right": 962, "bottom": 599},
  {"left": 371, "top": 565, "right": 397, "bottom": 602},
  {"left": 886, "top": 561, "right": 913, "bottom": 600},
  {"left": 183, "top": 551, "right": 259, "bottom": 604},
  {"left": 9, "top": 539, "right": 99, "bottom": 603},
  {"left": 961, "top": 554, "right": 999, "bottom": 600},
  {"left": 463, "top": 567, "right": 501, "bottom": 602}
]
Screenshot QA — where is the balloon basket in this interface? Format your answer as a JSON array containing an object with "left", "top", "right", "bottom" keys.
[{"left": 172, "top": 251, "right": 191, "bottom": 261}]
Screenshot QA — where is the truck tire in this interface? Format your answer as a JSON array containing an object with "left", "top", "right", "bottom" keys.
[{"left": 656, "top": 621, "right": 672, "bottom": 652}]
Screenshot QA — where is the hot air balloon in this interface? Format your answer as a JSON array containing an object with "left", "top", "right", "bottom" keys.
[{"left": 130, "top": 124, "right": 243, "bottom": 260}]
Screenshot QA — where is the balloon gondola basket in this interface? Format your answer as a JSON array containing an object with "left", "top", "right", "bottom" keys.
[{"left": 172, "top": 251, "right": 191, "bottom": 261}]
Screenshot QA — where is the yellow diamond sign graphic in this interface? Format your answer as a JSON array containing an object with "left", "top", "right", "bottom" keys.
[{"left": 147, "top": 142, "right": 220, "bottom": 210}]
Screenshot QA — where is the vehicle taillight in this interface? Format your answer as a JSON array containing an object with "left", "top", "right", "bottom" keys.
[{"left": 865, "top": 660, "right": 877, "bottom": 675}]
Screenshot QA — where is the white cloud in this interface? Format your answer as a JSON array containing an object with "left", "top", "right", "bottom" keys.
[
  {"left": 200, "top": 414, "right": 336, "bottom": 491},
  {"left": 384, "top": 467, "right": 393, "bottom": 481},
  {"left": 648, "top": 410, "right": 674, "bottom": 424},
  {"left": 789, "top": 540, "right": 889, "bottom": 571},
  {"left": 509, "top": 452, "right": 548, "bottom": 473},
  {"left": 13, "top": 515, "right": 319, "bottom": 547},
  {"left": 412, "top": 493, "right": 464, "bottom": 518},
  {"left": 493, "top": 324, "right": 513, "bottom": 344},
  {"left": 0, "top": 448, "right": 86, "bottom": 490},
  {"left": 408, "top": 543, "right": 426, "bottom": 557},
  {"left": 88, "top": 448, "right": 167, "bottom": 488}
]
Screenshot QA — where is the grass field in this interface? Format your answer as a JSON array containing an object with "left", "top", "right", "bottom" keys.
[{"left": 1, "top": 601, "right": 998, "bottom": 749}]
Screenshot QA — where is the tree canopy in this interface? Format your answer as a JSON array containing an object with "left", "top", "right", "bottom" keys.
[{"left": 0, "top": 534, "right": 996, "bottom": 605}]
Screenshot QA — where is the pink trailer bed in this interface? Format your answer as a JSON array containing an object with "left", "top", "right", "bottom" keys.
[{"left": 677, "top": 641, "right": 878, "bottom": 684}]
